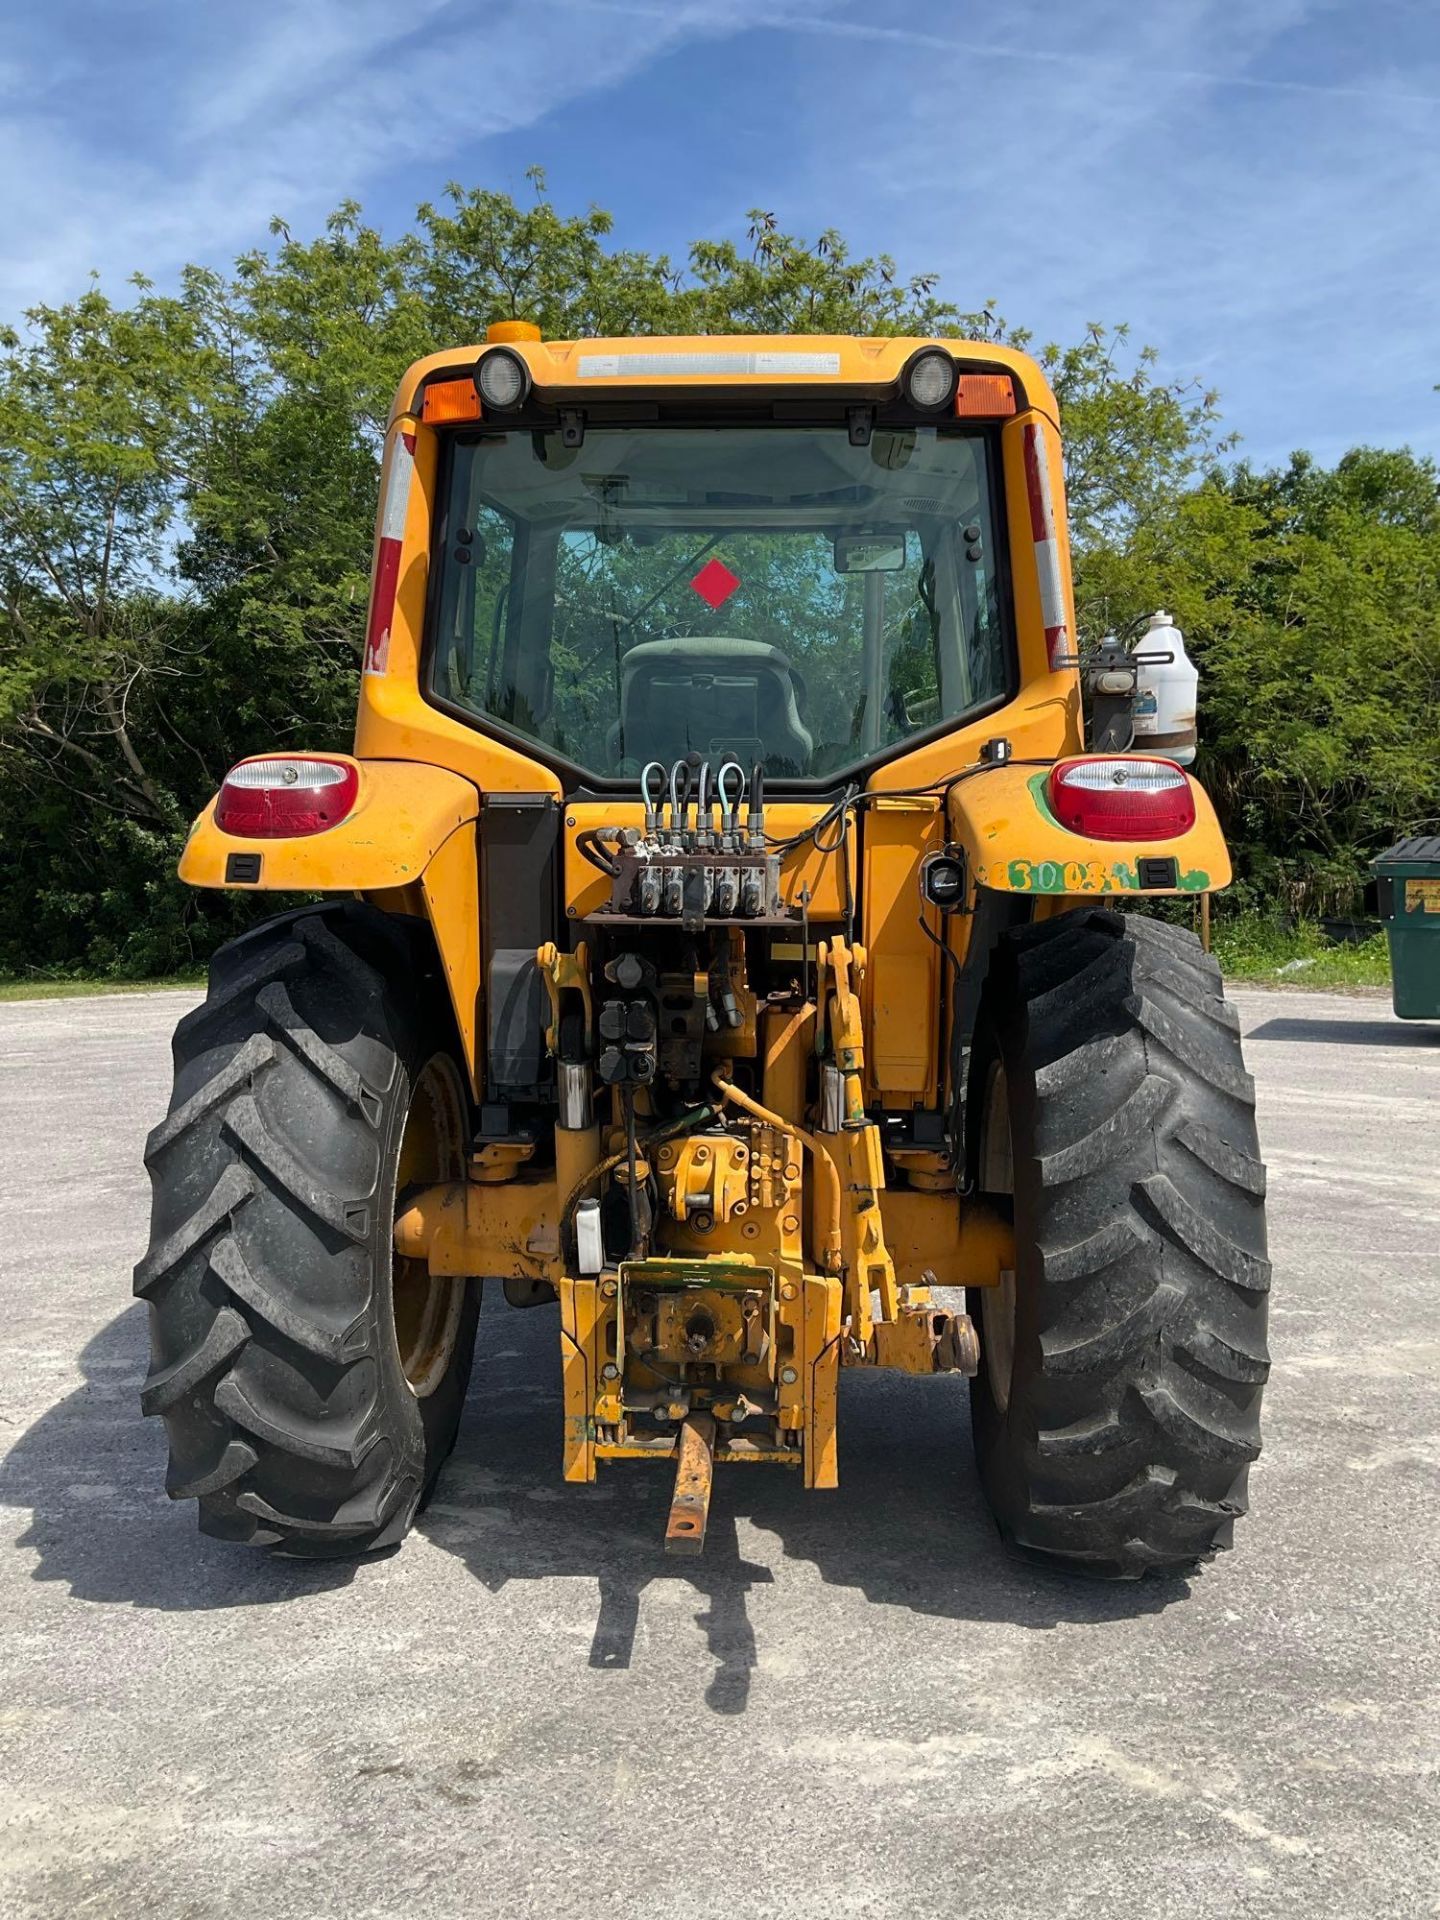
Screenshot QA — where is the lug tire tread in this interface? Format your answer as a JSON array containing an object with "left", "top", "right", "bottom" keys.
[
  {"left": 969, "top": 906, "right": 1269, "bottom": 1578},
  {"left": 135, "top": 902, "right": 476, "bottom": 1557}
]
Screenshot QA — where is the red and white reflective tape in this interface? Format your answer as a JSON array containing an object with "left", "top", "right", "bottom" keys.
[
  {"left": 363, "top": 428, "right": 417, "bottom": 677},
  {"left": 1022, "top": 420, "right": 1071, "bottom": 670}
]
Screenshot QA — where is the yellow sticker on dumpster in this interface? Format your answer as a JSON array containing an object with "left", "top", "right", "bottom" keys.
[{"left": 1406, "top": 879, "right": 1440, "bottom": 913}]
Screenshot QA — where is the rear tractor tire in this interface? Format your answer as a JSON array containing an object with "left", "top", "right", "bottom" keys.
[
  {"left": 967, "top": 907, "right": 1270, "bottom": 1578},
  {"left": 134, "top": 903, "right": 479, "bottom": 1557}
]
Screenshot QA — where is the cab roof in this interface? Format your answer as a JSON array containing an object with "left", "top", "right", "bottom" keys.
[{"left": 389, "top": 333, "right": 1059, "bottom": 427}]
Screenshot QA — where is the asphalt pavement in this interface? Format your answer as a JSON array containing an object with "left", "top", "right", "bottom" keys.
[{"left": 0, "top": 983, "right": 1436, "bottom": 1919}]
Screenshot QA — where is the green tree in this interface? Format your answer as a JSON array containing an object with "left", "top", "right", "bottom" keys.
[
  {"left": 0, "top": 175, "right": 1369, "bottom": 975},
  {"left": 1077, "top": 448, "right": 1440, "bottom": 914},
  {"left": 1041, "top": 322, "right": 1234, "bottom": 550},
  {"left": 0, "top": 282, "right": 222, "bottom": 827},
  {"left": 191, "top": 184, "right": 1216, "bottom": 710}
]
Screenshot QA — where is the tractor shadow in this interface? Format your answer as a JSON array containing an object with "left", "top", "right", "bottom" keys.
[
  {"left": 420, "top": 1296, "right": 1190, "bottom": 1714},
  {"left": 5, "top": 1298, "right": 1188, "bottom": 1692},
  {"left": 0, "top": 1305, "right": 357, "bottom": 1611},
  {"left": 1248, "top": 1015, "right": 1437, "bottom": 1048}
]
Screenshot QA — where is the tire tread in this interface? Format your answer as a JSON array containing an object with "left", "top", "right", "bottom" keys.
[
  {"left": 135, "top": 903, "right": 474, "bottom": 1558},
  {"left": 972, "top": 906, "right": 1269, "bottom": 1578}
]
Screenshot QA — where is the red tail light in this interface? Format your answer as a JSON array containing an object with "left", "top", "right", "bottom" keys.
[
  {"left": 215, "top": 757, "right": 359, "bottom": 838},
  {"left": 1049, "top": 757, "right": 1195, "bottom": 841}
]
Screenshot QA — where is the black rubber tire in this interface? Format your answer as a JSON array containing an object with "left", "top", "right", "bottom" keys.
[
  {"left": 134, "top": 902, "right": 480, "bottom": 1557},
  {"left": 966, "top": 906, "right": 1270, "bottom": 1578}
]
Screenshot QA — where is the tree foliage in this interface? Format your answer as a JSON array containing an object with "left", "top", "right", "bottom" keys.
[
  {"left": 0, "top": 177, "right": 1433, "bottom": 975},
  {"left": 1077, "top": 447, "right": 1440, "bottom": 913}
]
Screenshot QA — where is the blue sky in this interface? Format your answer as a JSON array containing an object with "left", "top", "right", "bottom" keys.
[{"left": 2, "top": 0, "right": 1437, "bottom": 469}]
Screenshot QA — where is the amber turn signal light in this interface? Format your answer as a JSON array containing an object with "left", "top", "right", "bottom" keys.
[
  {"left": 955, "top": 373, "right": 1017, "bottom": 417},
  {"left": 421, "top": 378, "right": 482, "bottom": 424}
]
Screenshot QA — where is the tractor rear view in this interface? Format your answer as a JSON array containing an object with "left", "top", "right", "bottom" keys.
[{"left": 136, "top": 326, "right": 1269, "bottom": 1576}]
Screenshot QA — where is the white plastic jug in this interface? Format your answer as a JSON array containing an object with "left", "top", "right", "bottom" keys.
[{"left": 1132, "top": 610, "right": 1198, "bottom": 764}]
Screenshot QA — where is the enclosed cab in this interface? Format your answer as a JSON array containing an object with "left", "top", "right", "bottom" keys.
[{"left": 141, "top": 328, "right": 1268, "bottom": 1575}]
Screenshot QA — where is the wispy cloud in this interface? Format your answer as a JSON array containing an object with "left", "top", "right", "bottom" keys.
[
  {"left": 0, "top": 0, "right": 776, "bottom": 315},
  {"left": 592, "top": 0, "right": 1440, "bottom": 107},
  {"left": 758, "top": 0, "right": 1440, "bottom": 465},
  {"left": 0, "top": 0, "right": 1435, "bottom": 466}
]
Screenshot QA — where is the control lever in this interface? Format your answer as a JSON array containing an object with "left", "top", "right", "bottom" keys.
[
  {"left": 637, "top": 762, "right": 665, "bottom": 915},
  {"left": 694, "top": 759, "right": 715, "bottom": 916},
  {"left": 663, "top": 760, "right": 689, "bottom": 916},
  {"left": 641, "top": 760, "right": 665, "bottom": 838},
  {"left": 713, "top": 761, "right": 744, "bottom": 916},
  {"left": 739, "top": 760, "right": 765, "bottom": 916}
]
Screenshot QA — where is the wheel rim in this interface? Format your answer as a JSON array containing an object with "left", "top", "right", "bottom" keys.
[
  {"left": 392, "top": 1056, "right": 467, "bottom": 1398},
  {"left": 978, "top": 1059, "right": 1017, "bottom": 1415}
]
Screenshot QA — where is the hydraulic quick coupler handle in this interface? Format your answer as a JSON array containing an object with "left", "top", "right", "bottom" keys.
[
  {"left": 739, "top": 760, "right": 766, "bottom": 916},
  {"left": 713, "top": 760, "right": 744, "bottom": 917},
  {"left": 663, "top": 760, "right": 689, "bottom": 918},
  {"left": 641, "top": 760, "right": 664, "bottom": 839},
  {"left": 692, "top": 760, "right": 715, "bottom": 918},
  {"left": 637, "top": 761, "right": 666, "bottom": 916}
]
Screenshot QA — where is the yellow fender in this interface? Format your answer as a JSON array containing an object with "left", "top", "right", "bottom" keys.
[
  {"left": 947, "top": 760, "right": 1231, "bottom": 898},
  {"left": 179, "top": 757, "right": 485, "bottom": 1096},
  {"left": 179, "top": 756, "right": 479, "bottom": 891}
]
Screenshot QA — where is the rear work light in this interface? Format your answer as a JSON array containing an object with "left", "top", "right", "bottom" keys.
[
  {"left": 476, "top": 346, "right": 530, "bottom": 410},
  {"left": 1049, "top": 757, "right": 1195, "bottom": 841},
  {"left": 903, "top": 348, "right": 958, "bottom": 411},
  {"left": 215, "top": 758, "right": 359, "bottom": 838}
]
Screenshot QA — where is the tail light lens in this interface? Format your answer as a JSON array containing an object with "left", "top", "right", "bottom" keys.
[
  {"left": 215, "top": 758, "right": 359, "bottom": 838},
  {"left": 1049, "top": 757, "right": 1195, "bottom": 841}
]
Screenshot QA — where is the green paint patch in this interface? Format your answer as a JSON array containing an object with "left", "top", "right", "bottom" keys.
[
  {"left": 998, "top": 770, "right": 1216, "bottom": 895},
  {"left": 1006, "top": 857, "right": 1108, "bottom": 892},
  {"left": 1003, "top": 855, "right": 1214, "bottom": 895},
  {"left": 1026, "top": 767, "right": 1060, "bottom": 827}
]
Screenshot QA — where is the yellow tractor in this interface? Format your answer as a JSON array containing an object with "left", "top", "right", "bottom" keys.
[{"left": 136, "top": 326, "right": 1269, "bottom": 1575}]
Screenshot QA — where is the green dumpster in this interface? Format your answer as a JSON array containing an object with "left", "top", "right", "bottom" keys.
[{"left": 1373, "top": 837, "right": 1440, "bottom": 1019}]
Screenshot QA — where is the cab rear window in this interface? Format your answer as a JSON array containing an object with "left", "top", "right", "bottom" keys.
[{"left": 427, "top": 422, "right": 1013, "bottom": 782}]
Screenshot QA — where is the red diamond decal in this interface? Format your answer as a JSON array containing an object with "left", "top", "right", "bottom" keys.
[{"left": 690, "top": 557, "right": 740, "bottom": 609}]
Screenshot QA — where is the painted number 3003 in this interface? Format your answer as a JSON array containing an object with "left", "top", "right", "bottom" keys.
[{"left": 1007, "top": 858, "right": 1110, "bottom": 892}]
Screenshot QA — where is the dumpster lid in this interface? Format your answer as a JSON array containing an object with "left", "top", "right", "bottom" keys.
[{"left": 1373, "top": 835, "right": 1440, "bottom": 869}]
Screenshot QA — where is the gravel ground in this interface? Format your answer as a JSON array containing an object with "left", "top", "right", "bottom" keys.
[{"left": 0, "top": 983, "right": 1436, "bottom": 1919}]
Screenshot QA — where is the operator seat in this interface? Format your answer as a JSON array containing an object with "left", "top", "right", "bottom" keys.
[{"left": 613, "top": 637, "right": 814, "bottom": 774}]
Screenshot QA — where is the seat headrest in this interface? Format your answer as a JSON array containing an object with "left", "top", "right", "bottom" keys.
[{"left": 615, "top": 637, "right": 814, "bottom": 774}]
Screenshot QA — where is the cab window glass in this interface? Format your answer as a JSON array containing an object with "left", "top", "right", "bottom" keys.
[{"left": 430, "top": 424, "right": 1011, "bottom": 779}]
